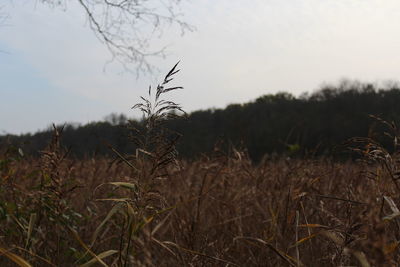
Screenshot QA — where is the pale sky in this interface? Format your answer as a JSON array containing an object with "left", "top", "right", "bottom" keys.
[{"left": 1, "top": 0, "right": 400, "bottom": 134}]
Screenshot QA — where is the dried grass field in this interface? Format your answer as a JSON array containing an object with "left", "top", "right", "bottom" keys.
[{"left": 2, "top": 142, "right": 400, "bottom": 266}]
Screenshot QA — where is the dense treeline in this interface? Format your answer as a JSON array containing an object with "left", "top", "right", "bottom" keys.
[{"left": 2, "top": 80, "right": 400, "bottom": 161}]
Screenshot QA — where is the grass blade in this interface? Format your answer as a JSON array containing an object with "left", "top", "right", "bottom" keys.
[
  {"left": 0, "top": 247, "right": 32, "bottom": 267},
  {"left": 80, "top": 250, "right": 118, "bottom": 267},
  {"left": 69, "top": 226, "right": 109, "bottom": 267},
  {"left": 25, "top": 213, "right": 36, "bottom": 248}
]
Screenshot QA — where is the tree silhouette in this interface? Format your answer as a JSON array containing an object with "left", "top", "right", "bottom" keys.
[{"left": 3, "top": 80, "right": 400, "bottom": 161}]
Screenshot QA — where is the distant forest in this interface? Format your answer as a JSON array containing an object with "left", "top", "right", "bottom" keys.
[{"left": 2, "top": 80, "right": 400, "bottom": 161}]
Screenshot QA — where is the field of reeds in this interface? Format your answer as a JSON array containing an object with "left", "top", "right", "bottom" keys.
[{"left": 2, "top": 65, "right": 400, "bottom": 266}]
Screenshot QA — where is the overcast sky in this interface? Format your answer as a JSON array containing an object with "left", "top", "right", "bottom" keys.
[{"left": 1, "top": 0, "right": 400, "bottom": 134}]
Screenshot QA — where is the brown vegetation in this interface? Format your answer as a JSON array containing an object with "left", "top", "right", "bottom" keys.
[
  {"left": 3, "top": 141, "right": 400, "bottom": 266},
  {"left": 2, "top": 65, "right": 400, "bottom": 266}
]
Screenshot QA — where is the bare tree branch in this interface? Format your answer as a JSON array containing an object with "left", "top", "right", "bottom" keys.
[
  {"left": 39, "top": 0, "right": 194, "bottom": 75},
  {"left": 0, "top": 5, "right": 11, "bottom": 54},
  {"left": 0, "top": 5, "right": 9, "bottom": 26}
]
